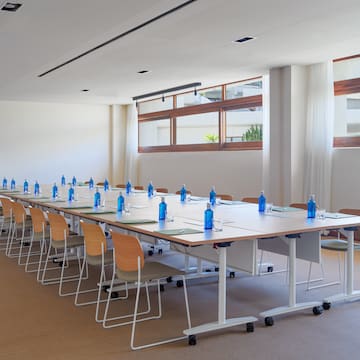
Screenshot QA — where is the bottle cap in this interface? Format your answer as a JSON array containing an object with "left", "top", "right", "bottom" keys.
[
  {"left": 161, "top": 196, "right": 165, "bottom": 202},
  {"left": 207, "top": 203, "right": 211, "bottom": 209}
]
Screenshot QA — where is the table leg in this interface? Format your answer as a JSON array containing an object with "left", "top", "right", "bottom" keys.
[
  {"left": 323, "top": 229, "right": 360, "bottom": 305},
  {"left": 183, "top": 245, "right": 257, "bottom": 338},
  {"left": 259, "top": 236, "right": 322, "bottom": 324}
]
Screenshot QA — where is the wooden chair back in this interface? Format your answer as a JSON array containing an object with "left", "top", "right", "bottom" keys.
[
  {"left": 241, "top": 197, "right": 258, "bottom": 204},
  {"left": 217, "top": 194, "right": 233, "bottom": 201},
  {"left": 156, "top": 188, "right": 168, "bottom": 194},
  {"left": 80, "top": 221, "right": 107, "bottom": 256},
  {"left": 289, "top": 203, "right": 307, "bottom": 210},
  {"left": 134, "top": 185, "right": 144, "bottom": 190},
  {"left": 111, "top": 230, "right": 144, "bottom": 272},
  {"left": 0, "top": 197, "right": 13, "bottom": 218},
  {"left": 11, "top": 202, "right": 26, "bottom": 225},
  {"left": 47, "top": 212, "right": 68, "bottom": 241},
  {"left": 29, "top": 207, "right": 47, "bottom": 234}
]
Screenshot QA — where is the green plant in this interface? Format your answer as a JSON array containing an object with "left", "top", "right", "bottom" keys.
[
  {"left": 204, "top": 133, "right": 219, "bottom": 143},
  {"left": 242, "top": 125, "right": 262, "bottom": 141}
]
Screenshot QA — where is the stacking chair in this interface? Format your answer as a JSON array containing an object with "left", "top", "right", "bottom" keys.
[
  {"left": 217, "top": 194, "right": 233, "bottom": 201},
  {"left": 103, "top": 230, "right": 191, "bottom": 350},
  {"left": 7, "top": 201, "right": 32, "bottom": 261},
  {"left": 75, "top": 221, "right": 115, "bottom": 322},
  {"left": 26, "top": 207, "right": 51, "bottom": 279},
  {"left": 241, "top": 197, "right": 258, "bottom": 204},
  {"left": 0, "top": 197, "right": 13, "bottom": 252},
  {"left": 155, "top": 188, "right": 168, "bottom": 194},
  {"left": 41, "top": 212, "right": 84, "bottom": 296},
  {"left": 306, "top": 208, "right": 360, "bottom": 290}
]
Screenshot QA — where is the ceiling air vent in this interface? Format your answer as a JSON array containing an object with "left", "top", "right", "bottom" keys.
[
  {"left": 1, "top": 2, "right": 22, "bottom": 11},
  {"left": 233, "top": 36, "right": 255, "bottom": 44}
]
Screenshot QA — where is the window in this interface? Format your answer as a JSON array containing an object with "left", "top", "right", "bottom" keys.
[
  {"left": 138, "top": 78, "right": 263, "bottom": 152},
  {"left": 138, "top": 119, "right": 170, "bottom": 147},
  {"left": 333, "top": 55, "right": 360, "bottom": 147}
]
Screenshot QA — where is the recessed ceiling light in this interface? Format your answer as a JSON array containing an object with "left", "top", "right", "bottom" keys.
[
  {"left": 1, "top": 2, "right": 22, "bottom": 12},
  {"left": 81, "top": 89, "right": 89, "bottom": 92},
  {"left": 137, "top": 70, "right": 150, "bottom": 74},
  {"left": 233, "top": 36, "right": 256, "bottom": 44}
]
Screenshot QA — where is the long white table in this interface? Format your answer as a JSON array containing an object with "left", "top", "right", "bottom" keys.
[{"left": 2, "top": 186, "right": 360, "bottom": 344}]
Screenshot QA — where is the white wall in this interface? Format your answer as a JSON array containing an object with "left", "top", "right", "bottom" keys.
[
  {"left": 332, "top": 148, "right": 360, "bottom": 210},
  {"left": 137, "top": 150, "right": 262, "bottom": 199},
  {"left": 0, "top": 101, "right": 110, "bottom": 186}
]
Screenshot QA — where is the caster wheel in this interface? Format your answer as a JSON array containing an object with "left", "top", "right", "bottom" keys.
[
  {"left": 102, "top": 285, "right": 110, "bottom": 293},
  {"left": 246, "top": 322, "right": 254, "bottom": 333},
  {"left": 24, "top": 242, "right": 30, "bottom": 247},
  {"left": 148, "top": 250, "right": 153, "bottom": 256},
  {"left": 265, "top": 317, "right": 274, "bottom": 326},
  {"left": 160, "top": 284, "right": 165, "bottom": 292},
  {"left": 205, "top": 268, "right": 212, "bottom": 272},
  {"left": 58, "top": 261, "right": 64, "bottom": 267},
  {"left": 188, "top": 335, "right": 197, "bottom": 346},
  {"left": 312, "top": 306, "right": 323, "bottom": 315},
  {"left": 158, "top": 249, "right": 163, "bottom": 254},
  {"left": 110, "top": 291, "right": 119, "bottom": 299},
  {"left": 214, "top": 267, "right": 219, "bottom": 272},
  {"left": 166, "top": 276, "right": 173, "bottom": 283},
  {"left": 176, "top": 280, "right": 184, "bottom": 288},
  {"left": 267, "top": 266, "right": 274, "bottom": 272},
  {"left": 322, "top": 302, "right": 331, "bottom": 310},
  {"left": 52, "top": 258, "right": 58, "bottom": 264},
  {"left": 229, "top": 271, "right": 235, "bottom": 278}
]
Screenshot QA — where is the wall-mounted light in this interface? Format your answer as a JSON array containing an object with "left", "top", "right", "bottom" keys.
[{"left": 132, "top": 82, "right": 201, "bottom": 101}]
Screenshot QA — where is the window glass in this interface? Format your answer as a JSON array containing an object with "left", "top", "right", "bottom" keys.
[
  {"left": 334, "top": 93, "right": 360, "bottom": 137},
  {"left": 225, "top": 107, "right": 263, "bottom": 142},
  {"left": 176, "top": 86, "right": 222, "bottom": 108},
  {"left": 226, "top": 80, "right": 262, "bottom": 100},
  {"left": 138, "top": 97, "right": 172, "bottom": 114},
  {"left": 334, "top": 57, "right": 360, "bottom": 81},
  {"left": 176, "top": 112, "right": 219, "bottom": 144},
  {"left": 138, "top": 119, "right": 170, "bottom": 146}
]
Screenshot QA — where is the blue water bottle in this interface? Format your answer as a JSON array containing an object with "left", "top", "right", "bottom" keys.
[
  {"left": 159, "top": 197, "right": 167, "bottom": 221},
  {"left": 68, "top": 185, "right": 75, "bottom": 202},
  {"left": 89, "top": 177, "right": 94, "bottom": 190},
  {"left": 117, "top": 192, "right": 125, "bottom": 212},
  {"left": 34, "top": 181, "right": 40, "bottom": 196},
  {"left": 72, "top": 176, "right": 77, "bottom": 187},
  {"left": 2, "top": 177, "right": 7, "bottom": 189},
  {"left": 61, "top": 175, "right": 66, "bottom": 187},
  {"left": 10, "top": 178, "right": 16, "bottom": 191},
  {"left": 23, "top": 179, "right": 29, "bottom": 193},
  {"left": 180, "top": 184, "right": 187, "bottom": 202},
  {"left": 104, "top": 179, "right": 109, "bottom": 192},
  {"left": 94, "top": 187, "right": 101, "bottom": 208},
  {"left": 258, "top": 191, "right": 266, "bottom": 212},
  {"left": 147, "top": 181, "right": 154, "bottom": 198},
  {"left": 209, "top": 186, "right": 216, "bottom": 206},
  {"left": 307, "top": 194, "right": 316, "bottom": 219},
  {"left": 126, "top": 180, "right": 132, "bottom": 195},
  {"left": 204, "top": 203, "right": 214, "bottom": 230},
  {"left": 52, "top": 183, "right": 58, "bottom": 200}
]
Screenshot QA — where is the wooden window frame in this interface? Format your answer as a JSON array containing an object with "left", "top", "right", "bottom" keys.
[
  {"left": 333, "top": 76, "right": 360, "bottom": 148},
  {"left": 138, "top": 85, "right": 263, "bottom": 153}
]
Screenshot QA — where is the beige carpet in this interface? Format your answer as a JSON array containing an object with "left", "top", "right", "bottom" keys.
[{"left": 1, "top": 244, "right": 360, "bottom": 360}]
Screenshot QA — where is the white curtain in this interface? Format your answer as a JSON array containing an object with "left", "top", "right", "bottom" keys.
[
  {"left": 124, "top": 102, "right": 139, "bottom": 185},
  {"left": 303, "top": 61, "right": 334, "bottom": 210}
]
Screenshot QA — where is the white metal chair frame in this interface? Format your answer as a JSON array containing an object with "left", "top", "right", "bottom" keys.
[{"left": 41, "top": 213, "right": 85, "bottom": 297}]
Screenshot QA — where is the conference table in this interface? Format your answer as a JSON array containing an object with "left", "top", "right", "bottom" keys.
[{"left": 2, "top": 185, "right": 360, "bottom": 344}]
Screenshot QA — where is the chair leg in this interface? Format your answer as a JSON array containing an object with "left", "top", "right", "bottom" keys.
[{"left": 130, "top": 276, "right": 191, "bottom": 351}]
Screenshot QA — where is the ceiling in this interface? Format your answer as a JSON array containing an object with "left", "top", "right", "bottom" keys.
[{"left": 1, "top": 0, "right": 360, "bottom": 105}]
